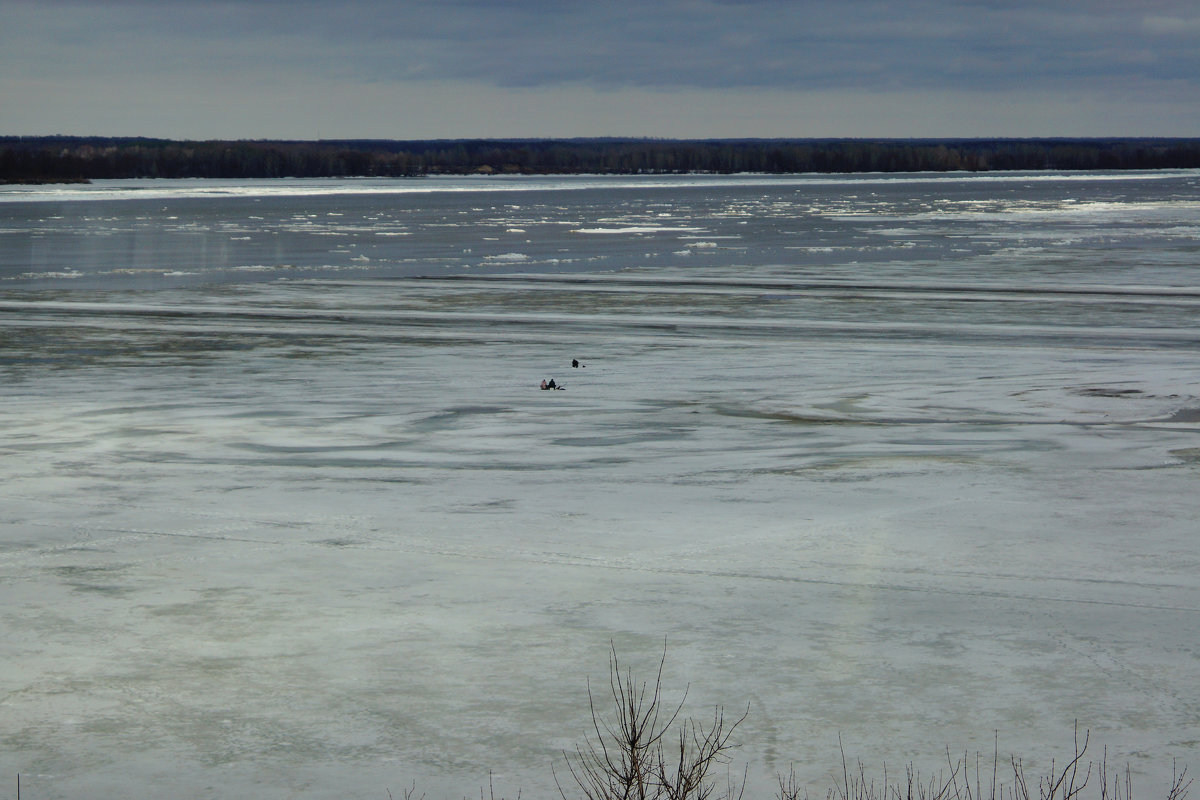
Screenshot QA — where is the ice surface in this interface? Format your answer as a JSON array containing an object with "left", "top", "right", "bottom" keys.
[{"left": 2, "top": 173, "right": 1200, "bottom": 800}]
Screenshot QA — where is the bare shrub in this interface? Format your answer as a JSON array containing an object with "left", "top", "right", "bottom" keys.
[
  {"left": 775, "top": 725, "right": 1191, "bottom": 800},
  {"left": 556, "top": 643, "right": 747, "bottom": 800}
]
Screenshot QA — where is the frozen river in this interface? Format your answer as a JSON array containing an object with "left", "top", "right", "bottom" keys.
[{"left": 2, "top": 173, "right": 1200, "bottom": 799}]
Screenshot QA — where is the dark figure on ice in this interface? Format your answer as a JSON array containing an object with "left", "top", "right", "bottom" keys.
[{"left": 572, "top": 359, "right": 584, "bottom": 368}]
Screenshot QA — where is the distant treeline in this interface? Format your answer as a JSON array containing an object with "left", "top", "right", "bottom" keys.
[{"left": 4, "top": 136, "right": 1200, "bottom": 183}]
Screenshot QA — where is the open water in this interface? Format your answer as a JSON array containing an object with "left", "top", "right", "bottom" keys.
[{"left": 2, "top": 172, "right": 1199, "bottom": 799}]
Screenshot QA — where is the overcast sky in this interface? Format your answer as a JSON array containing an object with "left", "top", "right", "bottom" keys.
[{"left": 4, "top": 0, "right": 1199, "bottom": 140}]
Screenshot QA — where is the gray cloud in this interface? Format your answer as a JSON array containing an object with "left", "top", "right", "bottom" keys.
[{"left": 3, "top": 0, "right": 1198, "bottom": 137}]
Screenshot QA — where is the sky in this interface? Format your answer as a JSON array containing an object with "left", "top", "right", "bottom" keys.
[{"left": 3, "top": 0, "right": 1200, "bottom": 140}]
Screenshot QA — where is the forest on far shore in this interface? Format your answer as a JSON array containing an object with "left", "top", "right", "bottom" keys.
[{"left": 4, "top": 135, "right": 1200, "bottom": 184}]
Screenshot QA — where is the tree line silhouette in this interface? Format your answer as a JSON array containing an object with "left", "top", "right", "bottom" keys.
[{"left": 4, "top": 136, "right": 1200, "bottom": 184}]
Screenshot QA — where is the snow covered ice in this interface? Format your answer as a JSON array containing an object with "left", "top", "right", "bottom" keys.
[{"left": 2, "top": 173, "right": 1199, "bottom": 799}]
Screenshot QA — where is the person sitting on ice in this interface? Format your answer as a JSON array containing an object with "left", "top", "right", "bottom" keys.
[{"left": 540, "top": 379, "right": 549, "bottom": 390}]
